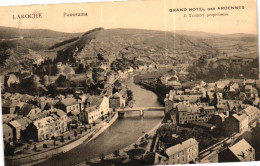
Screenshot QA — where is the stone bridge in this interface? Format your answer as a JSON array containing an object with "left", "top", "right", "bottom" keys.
[{"left": 115, "top": 107, "right": 165, "bottom": 117}]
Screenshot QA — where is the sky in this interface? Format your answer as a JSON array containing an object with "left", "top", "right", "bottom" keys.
[{"left": 0, "top": 0, "right": 258, "bottom": 34}]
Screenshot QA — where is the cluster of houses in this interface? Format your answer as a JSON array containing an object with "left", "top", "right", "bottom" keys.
[
  {"left": 164, "top": 79, "right": 260, "bottom": 131},
  {"left": 2, "top": 89, "right": 127, "bottom": 145},
  {"left": 158, "top": 79, "right": 260, "bottom": 164}
]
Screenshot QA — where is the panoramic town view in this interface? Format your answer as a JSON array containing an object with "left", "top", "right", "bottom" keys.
[{"left": 0, "top": 25, "right": 259, "bottom": 166}]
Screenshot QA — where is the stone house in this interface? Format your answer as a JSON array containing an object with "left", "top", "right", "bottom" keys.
[{"left": 164, "top": 138, "right": 199, "bottom": 164}]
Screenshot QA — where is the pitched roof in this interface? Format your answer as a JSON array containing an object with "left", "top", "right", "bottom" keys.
[
  {"left": 86, "top": 95, "right": 103, "bottom": 107},
  {"left": 58, "top": 98, "right": 78, "bottom": 106},
  {"left": 177, "top": 104, "right": 188, "bottom": 112},
  {"left": 244, "top": 106, "right": 259, "bottom": 116},
  {"left": 203, "top": 106, "right": 215, "bottom": 110},
  {"left": 20, "top": 104, "right": 34, "bottom": 116},
  {"left": 85, "top": 106, "right": 98, "bottom": 113},
  {"left": 111, "top": 92, "right": 123, "bottom": 98},
  {"left": 228, "top": 139, "right": 254, "bottom": 161},
  {"left": 165, "top": 138, "right": 198, "bottom": 156},
  {"left": 2, "top": 100, "right": 19, "bottom": 108},
  {"left": 187, "top": 106, "right": 200, "bottom": 113},
  {"left": 232, "top": 113, "right": 248, "bottom": 121},
  {"left": 9, "top": 120, "right": 22, "bottom": 128}
]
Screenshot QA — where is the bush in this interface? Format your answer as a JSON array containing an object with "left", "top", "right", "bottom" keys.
[
  {"left": 100, "top": 153, "right": 105, "bottom": 161},
  {"left": 60, "top": 136, "right": 64, "bottom": 143},
  {"left": 33, "top": 145, "right": 37, "bottom": 151},
  {"left": 113, "top": 150, "right": 120, "bottom": 157},
  {"left": 43, "top": 143, "right": 47, "bottom": 148}
]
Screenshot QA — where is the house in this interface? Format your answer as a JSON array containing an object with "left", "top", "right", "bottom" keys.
[
  {"left": 3, "top": 124, "right": 13, "bottom": 143},
  {"left": 28, "top": 116, "right": 54, "bottom": 141},
  {"left": 109, "top": 92, "right": 126, "bottom": 108},
  {"left": 2, "top": 100, "right": 19, "bottom": 114},
  {"left": 243, "top": 106, "right": 259, "bottom": 126},
  {"left": 210, "top": 113, "right": 228, "bottom": 126},
  {"left": 244, "top": 79, "right": 256, "bottom": 86},
  {"left": 216, "top": 80, "right": 230, "bottom": 92},
  {"left": 8, "top": 120, "right": 22, "bottom": 142},
  {"left": 202, "top": 106, "right": 216, "bottom": 121},
  {"left": 216, "top": 104, "right": 228, "bottom": 113},
  {"left": 55, "top": 97, "right": 80, "bottom": 114},
  {"left": 224, "top": 113, "right": 248, "bottom": 136},
  {"left": 27, "top": 110, "right": 68, "bottom": 141},
  {"left": 2, "top": 114, "right": 17, "bottom": 123},
  {"left": 16, "top": 117, "right": 32, "bottom": 141},
  {"left": 176, "top": 105, "right": 207, "bottom": 124},
  {"left": 80, "top": 106, "right": 100, "bottom": 124},
  {"left": 230, "top": 83, "right": 239, "bottom": 92},
  {"left": 18, "top": 104, "right": 41, "bottom": 117},
  {"left": 86, "top": 96, "right": 110, "bottom": 116},
  {"left": 219, "top": 139, "right": 255, "bottom": 162},
  {"left": 164, "top": 138, "right": 199, "bottom": 164},
  {"left": 4, "top": 74, "right": 20, "bottom": 87},
  {"left": 227, "top": 100, "right": 243, "bottom": 112}
]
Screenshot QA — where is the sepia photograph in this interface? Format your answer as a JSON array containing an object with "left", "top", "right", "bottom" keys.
[{"left": 0, "top": 0, "right": 259, "bottom": 165}]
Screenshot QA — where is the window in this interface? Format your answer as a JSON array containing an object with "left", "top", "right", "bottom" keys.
[{"left": 9, "top": 133, "right": 11, "bottom": 136}]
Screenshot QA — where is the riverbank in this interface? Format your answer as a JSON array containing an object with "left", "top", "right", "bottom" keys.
[
  {"left": 35, "top": 76, "right": 164, "bottom": 166},
  {"left": 5, "top": 113, "right": 118, "bottom": 166},
  {"left": 80, "top": 118, "right": 164, "bottom": 166}
]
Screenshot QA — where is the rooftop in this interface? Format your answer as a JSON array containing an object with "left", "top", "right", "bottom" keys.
[
  {"left": 58, "top": 98, "right": 78, "bottom": 106},
  {"left": 232, "top": 113, "right": 248, "bottom": 121},
  {"left": 228, "top": 139, "right": 254, "bottom": 161},
  {"left": 165, "top": 138, "right": 198, "bottom": 157}
]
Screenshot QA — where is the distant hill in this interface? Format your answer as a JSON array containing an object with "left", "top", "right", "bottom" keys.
[
  {"left": 0, "top": 27, "right": 83, "bottom": 75},
  {"left": 57, "top": 28, "right": 258, "bottom": 65},
  {"left": 0, "top": 27, "right": 258, "bottom": 75},
  {"left": 0, "top": 26, "right": 83, "bottom": 39},
  {"left": 174, "top": 30, "right": 219, "bottom": 38}
]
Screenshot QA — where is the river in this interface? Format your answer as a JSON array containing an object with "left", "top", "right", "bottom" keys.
[{"left": 36, "top": 77, "right": 164, "bottom": 166}]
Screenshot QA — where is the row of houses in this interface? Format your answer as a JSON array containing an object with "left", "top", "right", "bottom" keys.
[{"left": 2, "top": 90, "right": 127, "bottom": 144}]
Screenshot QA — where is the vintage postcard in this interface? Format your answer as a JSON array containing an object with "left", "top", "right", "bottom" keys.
[{"left": 0, "top": 0, "right": 259, "bottom": 165}]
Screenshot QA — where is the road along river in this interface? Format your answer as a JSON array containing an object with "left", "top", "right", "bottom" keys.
[{"left": 36, "top": 77, "right": 164, "bottom": 166}]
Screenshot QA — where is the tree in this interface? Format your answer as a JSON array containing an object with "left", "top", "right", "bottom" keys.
[
  {"left": 33, "top": 144, "right": 37, "bottom": 151},
  {"left": 56, "top": 74, "right": 67, "bottom": 86},
  {"left": 113, "top": 150, "right": 120, "bottom": 157},
  {"left": 100, "top": 153, "right": 105, "bottom": 161},
  {"left": 74, "top": 131, "right": 78, "bottom": 137},
  {"left": 127, "top": 90, "right": 133, "bottom": 101},
  {"left": 60, "top": 136, "right": 64, "bottom": 143},
  {"left": 43, "top": 143, "right": 48, "bottom": 148}
]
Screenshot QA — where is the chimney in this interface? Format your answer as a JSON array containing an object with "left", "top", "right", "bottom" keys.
[{"left": 226, "top": 111, "right": 229, "bottom": 117}]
